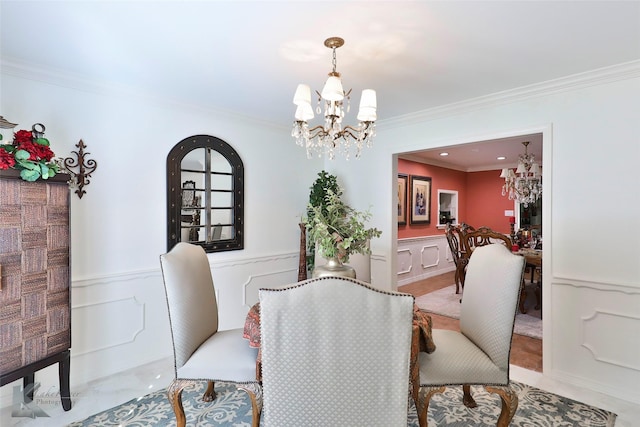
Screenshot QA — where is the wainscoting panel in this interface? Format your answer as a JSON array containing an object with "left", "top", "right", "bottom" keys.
[
  {"left": 72, "top": 297, "right": 144, "bottom": 356},
  {"left": 0, "top": 252, "right": 301, "bottom": 407},
  {"left": 210, "top": 252, "right": 299, "bottom": 330},
  {"left": 397, "top": 248, "right": 413, "bottom": 275},
  {"left": 370, "top": 253, "right": 388, "bottom": 289},
  {"left": 420, "top": 244, "right": 440, "bottom": 269},
  {"left": 549, "top": 279, "right": 640, "bottom": 404},
  {"left": 582, "top": 310, "right": 640, "bottom": 370},
  {"left": 397, "top": 235, "right": 454, "bottom": 287},
  {"left": 243, "top": 268, "right": 299, "bottom": 308},
  {"left": 69, "top": 270, "right": 173, "bottom": 388}
]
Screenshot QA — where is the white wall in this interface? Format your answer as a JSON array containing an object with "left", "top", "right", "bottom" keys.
[
  {"left": 0, "top": 69, "right": 321, "bottom": 401},
  {"left": 2, "top": 61, "right": 639, "bottom": 408},
  {"left": 332, "top": 62, "right": 640, "bottom": 403}
]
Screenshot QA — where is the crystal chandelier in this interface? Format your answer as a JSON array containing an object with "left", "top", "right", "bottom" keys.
[
  {"left": 500, "top": 141, "right": 542, "bottom": 207},
  {"left": 291, "top": 37, "right": 377, "bottom": 160}
]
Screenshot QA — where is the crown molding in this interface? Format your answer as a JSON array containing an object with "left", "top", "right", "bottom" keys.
[
  {"left": 398, "top": 153, "right": 467, "bottom": 172},
  {"left": 0, "top": 57, "right": 288, "bottom": 130},
  {"left": 380, "top": 60, "right": 640, "bottom": 129},
  {"left": 399, "top": 151, "right": 522, "bottom": 172},
  {"left": 3, "top": 56, "right": 638, "bottom": 131}
]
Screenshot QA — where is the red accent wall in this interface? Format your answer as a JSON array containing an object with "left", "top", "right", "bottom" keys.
[
  {"left": 398, "top": 159, "right": 513, "bottom": 238},
  {"left": 398, "top": 159, "right": 467, "bottom": 238},
  {"left": 465, "top": 170, "right": 513, "bottom": 234}
]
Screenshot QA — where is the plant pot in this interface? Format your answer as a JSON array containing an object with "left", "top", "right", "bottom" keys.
[{"left": 312, "top": 257, "right": 356, "bottom": 279}]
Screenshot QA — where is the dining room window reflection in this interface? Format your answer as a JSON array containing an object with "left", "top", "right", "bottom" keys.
[{"left": 166, "top": 135, "right": 244, "bottom": 253}]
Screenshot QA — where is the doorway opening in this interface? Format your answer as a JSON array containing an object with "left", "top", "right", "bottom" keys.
[{"left": 395, "top": 130, "right": 547, "bottom": 373}]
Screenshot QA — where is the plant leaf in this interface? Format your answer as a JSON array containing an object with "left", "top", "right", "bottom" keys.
[
  {"left": 40, "top": 163, "right": 49, "bottom": 178},
  {"left": 35, "top": 137, "right": 50, "bottom": 146},
  {"left": 20, "top": 169, "right": 40, "bottom": 181},
  {"left": 14, "top": 149, "right": 31, "bottom": 160},
  {"left": 16, "top": 160, "right": 38, "bottom": 170}
]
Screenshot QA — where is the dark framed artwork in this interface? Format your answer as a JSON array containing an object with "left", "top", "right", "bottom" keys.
[
  {"left": 410, "top": 175, "right": 432, "bottom": 224},
  {"left": 182, "top": 180, "right": 196, "bottom": 208},
  {"left": 397, "top": 174, "right": 408, "bottom": 225}
]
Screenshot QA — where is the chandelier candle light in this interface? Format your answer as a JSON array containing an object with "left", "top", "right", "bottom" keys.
[
  {"left": 500, "top": 141, "right": 542, "bottom": 207},
  {"left": 292, "top": 37, "right": 377, "bottom": 160}
]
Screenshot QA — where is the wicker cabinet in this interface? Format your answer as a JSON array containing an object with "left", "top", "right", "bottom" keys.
[{"left": 0, "top": 170, "right": 72, "bottom": 410}]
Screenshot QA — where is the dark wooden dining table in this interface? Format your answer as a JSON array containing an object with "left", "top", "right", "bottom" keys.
[
  {"left": 517, "top": 249, "right": 542, "bottom": 312},
  {"left": 243, "top": 301, "right": 435, "bottom": 427}
]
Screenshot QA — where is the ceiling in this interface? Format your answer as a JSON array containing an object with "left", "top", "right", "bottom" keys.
[
  {"left": 399, "top": 133, "right": 543, "bottom": 172},
  {"left": 1, "top": 1, "right": 638, "bottom": 169}
]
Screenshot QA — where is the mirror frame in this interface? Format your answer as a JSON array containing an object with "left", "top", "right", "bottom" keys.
[{"left": 166, "top": 135, "right": 244, "bottom": 253}]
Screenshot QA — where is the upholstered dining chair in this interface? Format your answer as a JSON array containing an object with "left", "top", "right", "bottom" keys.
[
  {"left": 417, "top": 244, "right": 525, "bottom": 427},
  {"left": 462, "top": 225, "right": 512, "bottom": 255},
  {"left": 160, "top": 242, "right": 261, "bottom": 427},
  {"left": 259, "top": 276, "right": 415, "bottom": 427},
  {"left": 444, "top": 223, "right": 476, "bottom": 293},
  {"left": 463, "top": 225, "right": 528, "bottom": 313},
  {"left": 445, "top": 224, "right": 467, "bottom": 294}
]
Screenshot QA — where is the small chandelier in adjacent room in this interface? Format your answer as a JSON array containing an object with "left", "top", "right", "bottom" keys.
[
  {"left": 291, "top": 37, "right": 377, "bottom": 160},
  {"left": 500, "top": 141, "right": 542, "bottom": 207}
]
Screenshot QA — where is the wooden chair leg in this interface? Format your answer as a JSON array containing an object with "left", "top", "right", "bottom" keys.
[
  {"left": 485, "top": 385, "right": 518, "bottom": 427},
  {"left": 534, "top": 267, "right": 542, "bottom": 310},
  {"left": 462, "top": 384, "right": 477, "bottom": 408},
  {"left": 167, "top": 379, "right": 192, "bottom": 427},
  {"left": 518, "top": 280, "right": 528, "bottom": 314},
  {"left": 459, "top": 268, "right": 466, "bottom": 291},
  {"left": 238, "top": 383, "right": 262, "bottom": 427},
  {"left": 202, "top": 380, "right": 216, "bottom": 402},
  {"left": 169, "top": 380, "right": 260, "bottom": 427},
  {"left": 417, "top": 385, "right": 446, "bottom": 427}
]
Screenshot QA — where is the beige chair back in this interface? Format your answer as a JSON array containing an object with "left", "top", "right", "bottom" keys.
[
  {"left": 160, "top": 242, "right": 219, "bottom": 370},
  {"left": 460, "top": 244, "right": 525, "bottom": 373},
  {"left": 259, "top": 277, "right": 414, "bottom": 427}
]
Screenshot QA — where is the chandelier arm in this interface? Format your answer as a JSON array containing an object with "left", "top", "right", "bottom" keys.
[
  {"left": 307, "top": 125, "right": 329, "bottom": 139},
  {"left": 345, "top": 123, "right": 374, "bottom": 139},
  {"left": 342, "top": 124, "right": 363, "bottom": 133},
  {"left": 339, "top": 128, "right": 360, "bottom": 141},
  {"left": 306, "top": 126, "right": 360, "bottom": 141}
]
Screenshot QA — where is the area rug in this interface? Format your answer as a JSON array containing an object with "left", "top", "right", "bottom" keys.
[
  {"left": 67, "top": 380, "right": 616, "bottom": 426},
  {"left": 415, "top": 283, "right": 542, "bottom": 340}
]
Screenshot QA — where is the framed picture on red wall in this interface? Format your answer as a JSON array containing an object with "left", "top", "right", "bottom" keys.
[
  {"left": 410, "top": 175, "right": 432, "bottom": 224},
  {"left": 397, "top": 174, "right": 408, "bottom": 225}
]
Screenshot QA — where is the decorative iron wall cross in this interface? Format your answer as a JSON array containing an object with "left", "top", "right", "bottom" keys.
[{"left": 63, "top": 139, "right": 97, "bottom": 199}]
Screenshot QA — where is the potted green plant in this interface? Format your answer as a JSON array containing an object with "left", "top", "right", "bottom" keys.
[
  {"left": 304, "top": 171, "right": 341, "bottom": 274},
  {"left": 303, "top": 188, "right": 381, "bottom": 278}
]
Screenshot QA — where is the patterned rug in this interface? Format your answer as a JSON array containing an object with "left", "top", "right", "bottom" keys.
[
  {"left": 415, "top": 283, "right": 542, "bottom": 340},
  {"left": 67, "top": 380, "right": 616, "bottom": 426}
]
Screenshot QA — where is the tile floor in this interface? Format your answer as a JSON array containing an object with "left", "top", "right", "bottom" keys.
[
  {"left": 0, "top": 357, "right": 173, "bottom": 426},
  {"left": 1, "top": 356, "right": 638, "bottom": 426}
]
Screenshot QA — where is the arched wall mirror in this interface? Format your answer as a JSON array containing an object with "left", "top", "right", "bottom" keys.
[{"left": 166, "top": 135, "right": 244, "bottom": 253}]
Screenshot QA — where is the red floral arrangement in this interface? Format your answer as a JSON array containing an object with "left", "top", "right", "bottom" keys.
[{"left": 0, "top": 124, "right": 59, "bottom": 181}]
